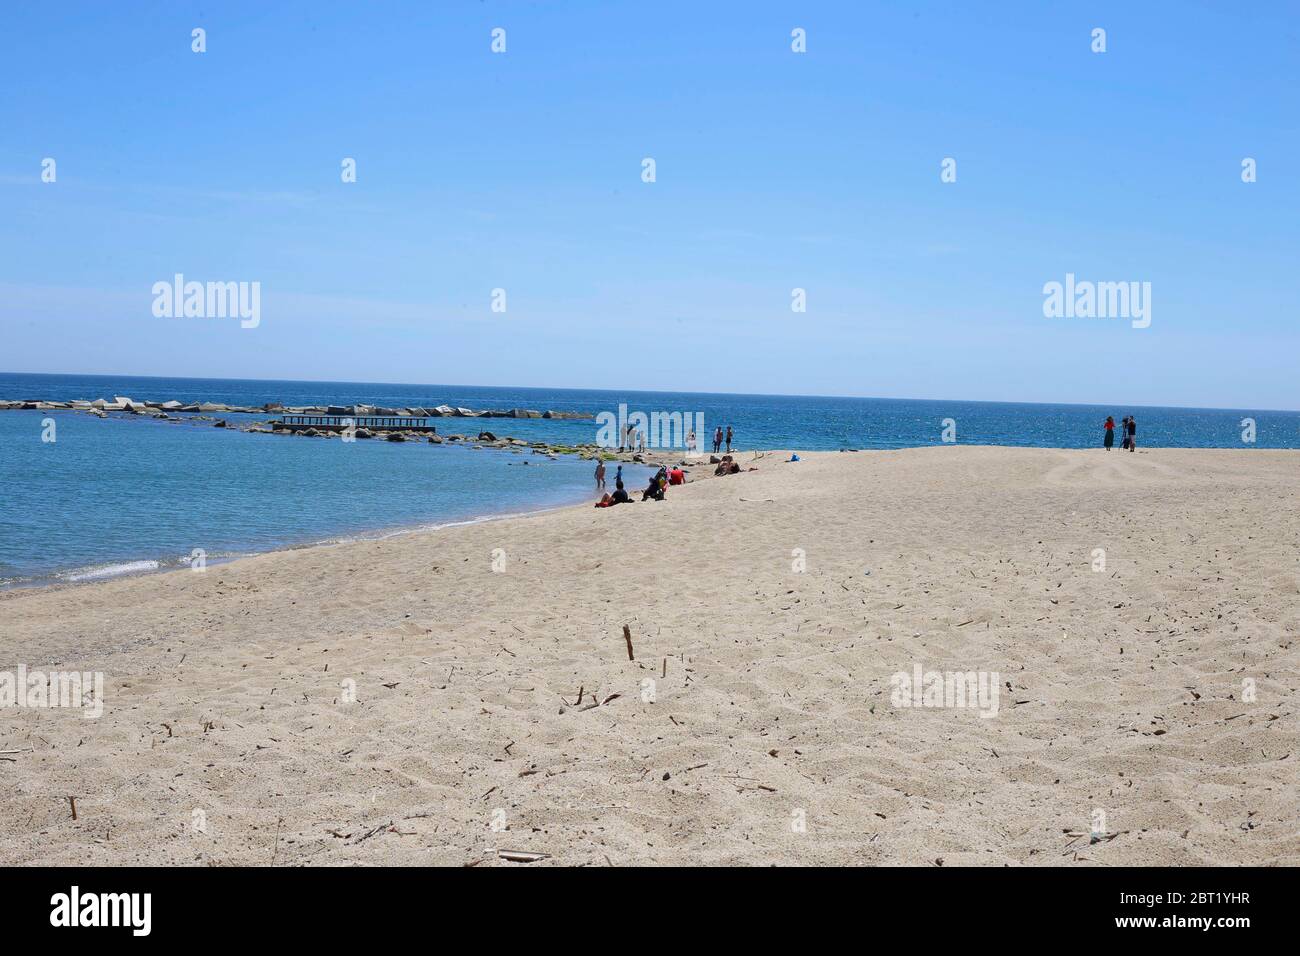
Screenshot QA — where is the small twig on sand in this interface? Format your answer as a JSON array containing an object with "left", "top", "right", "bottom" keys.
[
  {"left": 622, "top": 624, "right": 635, "bottom": 661},
  {"left": 350, "top": 821, "right": 391, "bottom": 846},
  {"left": 68, "top": 796, "right": 77, "bottom": 820}
]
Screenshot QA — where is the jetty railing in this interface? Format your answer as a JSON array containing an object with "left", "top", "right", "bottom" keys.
[{"left": 275, "top": 415, "right": 437, "bottom": 432}]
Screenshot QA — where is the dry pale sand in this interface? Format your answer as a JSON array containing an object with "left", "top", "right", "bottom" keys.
[{"left": 1, "top": 446, "right": 1297, "bottom": 866}]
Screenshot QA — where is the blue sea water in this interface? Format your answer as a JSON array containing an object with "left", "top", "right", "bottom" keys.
[{"left": 2, "top": 372, "right": 1297, "bottom": 587}]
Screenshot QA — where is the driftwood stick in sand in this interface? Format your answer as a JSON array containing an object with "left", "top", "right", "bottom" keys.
[
  {"left": 623, "top": 625, "right": 635, "bottom": 661},
  {"left": 69, "top": 796, "right": 77, "bottom": 820},
  {"left": 497, "top": 849, "right": 549, "bottom": 863}
]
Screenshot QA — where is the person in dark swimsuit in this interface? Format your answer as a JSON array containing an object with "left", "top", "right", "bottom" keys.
[{"left": 642, "top": 467, "right": 667, "bottom": 501}]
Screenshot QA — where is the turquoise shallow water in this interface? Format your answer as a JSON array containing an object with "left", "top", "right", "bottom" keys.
[
  {"left": 0, "top": 406, "right": 634, "bottom": 587},
  {"left": 2, "top": 372, "right": 1297, "bottom": 586}
]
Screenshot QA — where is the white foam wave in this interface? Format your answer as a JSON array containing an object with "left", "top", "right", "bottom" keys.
[{"left": 64, "top": 560, "right": 161, "bottom": 582}]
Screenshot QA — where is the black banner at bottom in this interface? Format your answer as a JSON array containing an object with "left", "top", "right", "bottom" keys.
[{"left": 0, "top": 865, "right": 1284, "bottom": 941}]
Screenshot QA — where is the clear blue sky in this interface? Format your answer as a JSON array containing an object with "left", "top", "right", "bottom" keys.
[{"left": 2, "top": 1, "right": 1297, "bottom": 408}]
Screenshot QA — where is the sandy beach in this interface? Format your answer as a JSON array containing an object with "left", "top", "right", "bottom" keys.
[{"left": 1, "top": 446, "right": 1296, "bottom": 866}]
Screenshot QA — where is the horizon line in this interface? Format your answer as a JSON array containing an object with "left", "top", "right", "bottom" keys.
[{"left": 2, "top": 368, "right": 1298, "bottom": 417}]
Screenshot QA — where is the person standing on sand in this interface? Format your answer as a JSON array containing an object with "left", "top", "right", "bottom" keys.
[
  {"left": 725, "top": 425, "right": 734, "bottom": 453},
  {"left": 1103, "top": 416, "right": 1115, "bottom": 450},
  {"left": 595, "top": 459, "right": 606, "bottom": 491},
  {"left": 1127, "top": 416, "right": 1137, "bottom": 452},
  {"left": 713, "top": 426, "right": 723, "bottom": 454}
]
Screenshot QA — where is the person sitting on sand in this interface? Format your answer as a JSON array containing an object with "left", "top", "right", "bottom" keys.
[
  {"left": 642, "top": 467, "right": 667, "bottom": 501},
  {"left": 714, "top": 455, "right": 741, "bottom": 476},
  {"left": 668, "top": 466, "right": 685, "bottom": 485},
  {"left": 594, "top": 481, "right": 629, "bottom": 507}
]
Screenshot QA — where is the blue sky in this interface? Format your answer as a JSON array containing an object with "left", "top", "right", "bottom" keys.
[{"left": 2, "top": 1, "right": 1297, "bottom": 408}]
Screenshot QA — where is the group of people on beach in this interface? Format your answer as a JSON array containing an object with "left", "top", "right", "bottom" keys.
[
  {"left": 621, "top": 424, "right": 734, "bottom": 455},
  {"left": 593, "top": 421, "right": 736, "bottom": 508},
  {"left": 1103, "top": 415, "right": 1138, "bottom": 451},
  {"left": 592, "top": 460, "right": 684, "bottom": 507}
]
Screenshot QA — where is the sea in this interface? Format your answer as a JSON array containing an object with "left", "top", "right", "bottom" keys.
[{"left": 2, "top": 371, "right": 1297, "bottom": 589}]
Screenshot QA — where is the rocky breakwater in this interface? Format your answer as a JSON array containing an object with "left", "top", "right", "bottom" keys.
[
  {"left": 0, "top": 396, "right": 712, "bottom": 472},
  {"left": 1, "top": 395, "right": 638, "bottom": 460},
  {"left": 0, "top": 396, "right": 594, "bottom": 421}
]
